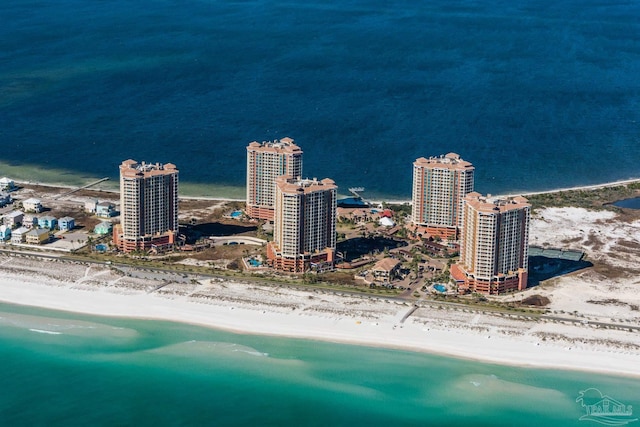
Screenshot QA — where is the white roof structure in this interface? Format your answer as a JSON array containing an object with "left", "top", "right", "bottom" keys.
[
  {"left": 5, "top": 210, "right": 23, "bottom": 218},
  {"left": 0, "top": 177, "right": 15, "bottom": 192},
  {"left": 379, "top": 217, "right": 395, "bottom": 227},
  {"left": 12, "top": 226, "right": 29, "bottom": 235}
]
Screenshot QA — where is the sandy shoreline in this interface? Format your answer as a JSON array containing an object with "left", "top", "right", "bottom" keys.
[
  {"left": 1, "top": 229, "right": 639, "bottom": 378},
  {"left": 15, "top": 176, "right": 640, "bottom": 204},
  {"left": 2, "top": 175, "right": 640, "bottom": 376}
]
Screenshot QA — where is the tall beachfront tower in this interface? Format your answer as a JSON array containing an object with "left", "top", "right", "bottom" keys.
[
  {"left": 267, "top": 176, "right": 337, "bottom": 273},
  {"left": 246, "top": 137, "right": 303, "bottom": 221},
  {"left": 113, "top": 160, "right": 179, "bottom": 253},
  {"left": 411, "top": 153, "right": 475, "bottom": 239},
  {"left": 451, "top": 193, "right": 530, "bottom": 295}
]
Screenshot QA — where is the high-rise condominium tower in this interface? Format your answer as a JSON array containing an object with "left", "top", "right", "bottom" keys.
[
  {"left": 267, "top": 176, "right": 337, "bottom": 272},
  {"left": 411, "top": 153, "right": 474, "bottom": 239},
  {"left": 114, "top": 159, "right": 179, "bottom": 253},
  {"left": 451, "top": 193, "right": 530, "bottom": 295},
  {"left": 246, "top": 137, "right": 303, "bottom": 221}
]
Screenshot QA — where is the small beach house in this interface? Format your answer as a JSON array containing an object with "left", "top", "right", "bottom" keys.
[
  {"left": 11, "top": 227, "right": 29, "bottom": 244},
  {"left": 85, "top": 199, "right": 99, "bottom": 213},
  {"left": 3, "top": 211, "right": 23, "bottom": 228},
  {"left": 58, "top": 217, "right": 75, "bottom": 231},
  {"left": 26, "top": 228, "right": 50, "bottom": 245},
  {"left": 22, "top": 214, "right": 38, "bottom": 229},
  {"left": 94, "top": 221, "right": 113, "bottom": 235},
  {"left": 22, "top": 198, "right": 43, "bottom": 213},
  {"left": 0, "top": 192, "right": 12, "bottom": 207},
  {"left": 96, "top": 202, "right": 117, "bottom": 218},
  {"left": 0, "top": 177, "right": 15, "bottom": 191},
  {"left": 38, "top": 215, "right": 57, "bottom": 230},
  {"left": 0, "top": 225, "right": 11, "bottom": 241}
]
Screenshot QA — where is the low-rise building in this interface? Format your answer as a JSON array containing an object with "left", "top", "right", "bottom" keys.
[
  {"left": 94, "top": 221, "right": 113, "bottom": 235},
  {"left": 371, "top": 257, "right": 402, "bottom": 281},
  {"left": 22, "top": 214, "right": 38, "bottom": 229},
  {"left": 85, "top": 199, "right": 99, "bottom": 213},
  {"left": 38, "top": 216, "right": 57, "bottom": 229},
  {"left": 424, "top": 259, "right": 446, "bottom": 273},
  {"left": 96, "top": 202, "right": 117, "bottom": 218},
  {"left": 26, "top": 228, "right": 50, "bottom": 245},
  {"left": 0, "top": 177, "right": 15, "bottom": 191},
  {"left": 3, "top": 210, "right": 23, "bottom": 228},
  {"left": 0, "top": 192, "right": 12, "bottom": 207},
  {"left": 58, "top": 217, "right": 75, "bottom": 231},
  {"left": 11, "top": 226, "right": 29, "bottom": 244},
  {"left": 22, "top": 198, "right": 43, "bottom": 213},
  {"left": 0, "top": 225, "right": 11, "bottom": 241}
]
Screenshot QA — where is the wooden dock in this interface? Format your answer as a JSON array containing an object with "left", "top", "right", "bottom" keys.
[
  {"left": 400, "top": 304, "right": 419, "bottom": 324},
  {"left": 53, "top": 177, "right": 110, "bottom": 199}
]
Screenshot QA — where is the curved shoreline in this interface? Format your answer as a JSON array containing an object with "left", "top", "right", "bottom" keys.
[
  {"left": 2, "top": 179, "right": 639, "bottom": 379},
  {"left": 0, "top": 260, "right": 638, "bottom": 379},
  {"left": 2, "top": 288, "right": 639, "bottom": 379},
  {"left": 512, "top": 177, "right": 640, "bottom": 197},
  {"left": 13, "top": 176, "right": 640, "bottom": 204}
]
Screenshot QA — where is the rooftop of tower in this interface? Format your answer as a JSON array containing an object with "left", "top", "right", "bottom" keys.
[
  {"left": 120, "top": 159, "right": 178, "bottom": 178},
  {"left": 247, "top": 137, "right": 302, "bottom": 154},
  {"left": 414, "top": 153, "right": 474, "bottom": 170},
  {"left": 464, "top": 192, "right": 529, "bottom": 213},
  {"left": 275, "top": 176, "right": 337, "bottom": 194}
]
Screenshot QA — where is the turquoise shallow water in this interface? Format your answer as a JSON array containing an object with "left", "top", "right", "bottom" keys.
[
  {"left": 1, "top": 302, "right": 639, "bottom": 426},
  {"left": 2, "top": 0, "right": 640, "bottom": 198}
]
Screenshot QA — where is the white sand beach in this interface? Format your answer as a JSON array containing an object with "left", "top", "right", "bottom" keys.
[
  {"left": 1, "top": 205, "right": 639, "bottom": 377},
  {"left": 524, "top": 207, "right": 640, "bottom": 318}
]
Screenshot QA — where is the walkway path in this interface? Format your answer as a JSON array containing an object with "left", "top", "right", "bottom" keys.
[{"left": 53, "top": 177, "right": 110, "bottom": 199}]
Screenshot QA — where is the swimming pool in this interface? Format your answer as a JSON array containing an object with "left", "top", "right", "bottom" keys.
[
  {"left": 433, "top": 284, "right": 446, "bottom": 293},
  {"left": 230, "top": 210, "right": 243, "bottom": 218}
]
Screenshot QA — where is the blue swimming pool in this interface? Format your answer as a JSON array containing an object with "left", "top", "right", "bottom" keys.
[
  {"left": 249, "top": 258, "right": 262, "bottom": 267},
  {"left": 230, "top": 210, "right": 243, "bottom": 218},
  {"left": 433, "top": 284, "right": 446, "bottom": 293},
  {"left": 95, "top": 244, "right": 108, "bottom": 252}
]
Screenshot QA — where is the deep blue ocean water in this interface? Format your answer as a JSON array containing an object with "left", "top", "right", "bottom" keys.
[
  {"left": 1, "top": 0, "right": 639, "bottom": 198},
  {"left": 1, "top": 302, "right": 639, "bottom": 426}
]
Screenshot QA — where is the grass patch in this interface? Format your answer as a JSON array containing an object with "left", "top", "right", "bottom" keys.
[{"left": 527, "top": 184, "right": 640, "bottom": 211}]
